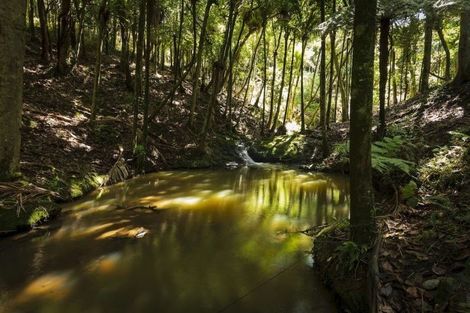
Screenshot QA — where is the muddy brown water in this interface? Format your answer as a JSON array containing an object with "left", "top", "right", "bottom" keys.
[{"left": 0, "top": 165, "right": 349, "bottom": 313}]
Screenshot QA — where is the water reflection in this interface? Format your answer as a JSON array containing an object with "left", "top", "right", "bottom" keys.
[{"left": 0, "top": 166, "right": 348, "bottom": 313}]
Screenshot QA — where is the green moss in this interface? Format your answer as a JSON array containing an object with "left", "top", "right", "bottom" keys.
[
  {"left": 419, "top": 132, "right": 469, "bottom": 191},
  {"left": 0, "top": 199, "right": 61, "bottom": 234},
  {"left": 69, "top": 173, "right": 105, "bottom": 198},
  {"left": 250, "top": 134, "right": 310, "bottom": 163}
]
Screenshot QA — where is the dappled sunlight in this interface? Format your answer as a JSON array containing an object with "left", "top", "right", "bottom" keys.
[
  {"left": 14, "top": 272, "right": 73, "bottom": 303},
  {"left": 96, "top": 226, "right": 149, "bottom": 240},
  {"left": 86, "top": 252, "right": 122, "bottom": 274},
  {"left": 1, "top": 167, "right": 347, "bottom": 313}
]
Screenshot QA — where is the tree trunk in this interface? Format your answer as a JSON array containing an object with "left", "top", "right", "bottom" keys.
[
  {"left": 300, "top": 36, "right": 307, "bottom": 132},
  {"left": 342, "top": 37, "right": 351, "bottom": 121},
  {"left": 283, "top": 37, "right": 296, "bottom": 127},
  {"left": 349, "top": 0, "right": 377, "bottom": 246},
  {"left": 326, "top": 0, "right": 336, "bottom": 126},
  {"left": 119, "top": 8, "right": 132, "bottom": 90},
  {"left": 29, "top": 0, "right": 35, "bottom": 39},
  {"left": 378, "top": 17, "right": 390, "bottom": 139},
  {"left": 271, "top": 29, "right": 289, "bottom": 132},
  {"left": 267, "top": 27, "right": 282, "bottom": 132},
  {"left": 188, "top": 0, "right": 213, "bottom": 125},
  {"left": 319, "top": 0, "right": 328, "bottom": 157},
  {"left": 142, "top": 0, "right": 155, "bottom": 148},
  {"left": 37, "top": 0, "right": 50, "bottom": 63},
  {"left": 0, "top": 0, "right": 26, "bottom": 180},
  {"left": 90, "top": 0, "right": 108, "bottom": 122},
  {"left": 133, "top": 0, "right": 146, "bottom": 141},
  {"left": 72, "top": 0, "right": 86, "bottom": 63},
  {"left": 261, "top": 25, "right": 267, "bottom": 133},
  {"left": 454, "top": 7, "right": 470, "bottom": 85},
  {"left": 435, "top": 18, "right": 451, "bottom": 81},
  {"left": 56, "top": 0, "right": 71, "bottom": 75},
  {"left": 419, "top": 13, "right": 433, "bottom": 93}
]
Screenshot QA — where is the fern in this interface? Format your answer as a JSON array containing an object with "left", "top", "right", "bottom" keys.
[
  {"left": 371, "top": 136, "right": 415, "bottom": 175},
  {"left": 333, "top": 136, "right": 415, "bottom": 175},
  {"left": 101, "top": 147, "right": 129, "bottom": 187}
]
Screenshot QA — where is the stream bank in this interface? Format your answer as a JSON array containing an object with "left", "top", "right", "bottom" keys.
[
  {"left": 249, "top": 84, "right": 470, "bottom": 312},
  {"left": 1, "top": 41, "right": 260, "bottom": 236}
]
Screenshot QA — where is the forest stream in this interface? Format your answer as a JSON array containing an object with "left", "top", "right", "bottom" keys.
[{"left": 0, "top": 165, "right": 349, "bottom": 313}]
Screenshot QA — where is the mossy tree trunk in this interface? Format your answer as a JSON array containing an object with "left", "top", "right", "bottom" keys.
[
  {"left": 349, "top": 0, "right": 376, "bottom": 246},
  {"left": 0, "top": 0, "right": 26, "bottom": 181}
]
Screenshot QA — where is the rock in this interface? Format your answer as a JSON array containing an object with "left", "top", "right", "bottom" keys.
[{"left": 423, "top": 279, "right": 440, "bottom": 290}]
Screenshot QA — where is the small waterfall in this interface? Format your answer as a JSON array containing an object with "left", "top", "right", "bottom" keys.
[{"left": 236, "top": 142, "right": 260, "bottom": 167}]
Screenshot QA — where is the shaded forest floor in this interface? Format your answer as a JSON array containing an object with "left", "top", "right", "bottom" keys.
[
  {"left": 252, "top": 85, "right": 470, "bottom": 312},
  {"left": 1, "top": 41, "right": 259, "bottom": 234}
]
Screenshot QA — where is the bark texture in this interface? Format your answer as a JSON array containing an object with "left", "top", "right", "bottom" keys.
[
  {"left": 0, "top": 0, "right": 26, "bottom": 180},
  {"left": 349, "top": 0, "right": 376, "bottom": 245}
]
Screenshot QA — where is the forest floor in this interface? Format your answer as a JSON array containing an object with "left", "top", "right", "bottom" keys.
[
  {"left": 0, "top": 41, "right": 259, "bottom": 235},
  {"left": 252, "top": 85, "right": 470, "bottom": 312}
]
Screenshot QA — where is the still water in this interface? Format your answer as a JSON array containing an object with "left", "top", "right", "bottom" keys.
[{"left": 0, "top": 166, "right": 349, "bottom": 313}]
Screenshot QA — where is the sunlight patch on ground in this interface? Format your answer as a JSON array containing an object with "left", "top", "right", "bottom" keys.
[{"left": 285, "top": 122, "right": 301, "bottom": 135}]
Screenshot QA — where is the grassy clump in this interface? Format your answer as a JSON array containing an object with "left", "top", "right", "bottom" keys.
[{"left": 419, "top": 131, "right": 470, "bottom": 191}]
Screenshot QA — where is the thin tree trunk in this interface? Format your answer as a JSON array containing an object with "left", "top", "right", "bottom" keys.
[
  {"left": 133, "top": 0, "right": 146, "bottom": 140},
  {"left": 300, "top": 36, "right": 307, "bottom": 132},
  {"left": 271, "top": 29, "right": 289, "bottom": 132},
  {"left": 90, "top": 0, "right": 108, "bottom": 122},
  {"left": 56, "top": 0, "right": 71, "bottom": 75},
  {"left": 29, "top": 0, "right": 36, "bottom": 39},
  {"left": 267, "top": 28, "right": 282, "bottom": 132},
  {"left": 142, "top": 0, "right": 155, "bottom": 149},
  {"left": 342, "top": 37, "right": 350, "bottom": 121},
  {"left": 118, "top": 0, "right": 132, "bottom": 90},
  {"left": 188, "top": 0, "right": 213, "bottom": 125},
  {"left": 435, "top": 18, "right": 451, "bottom": 81},
  {"left": 326, "top": 0, "right": 336, "bottom": 126},
  {"left": 37, "top": 0, "right": 50, "bottom": 63},
  {"left": 319, "top": 0, "right": 328, "bottom": 157},
  {"left": 419, "top": 13, "right": 433, "bottom": 93},
  {"left": 378, "top": 17, "right": 390, "bottom": 139},
  {"left": 261, "top": 25, "right": 267, "bottom": 134},
  {"left": 283, "top": 37, "right": 296, "bottom": 127}
]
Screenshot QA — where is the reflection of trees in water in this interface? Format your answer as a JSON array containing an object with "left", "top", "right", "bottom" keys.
[{"left": 232, "top": 168, "right": 350, "bottom": 225}]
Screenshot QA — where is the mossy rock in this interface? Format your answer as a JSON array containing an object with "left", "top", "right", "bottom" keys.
[{"left": 0, "top": 200, "right": 61, "bottom": 236}]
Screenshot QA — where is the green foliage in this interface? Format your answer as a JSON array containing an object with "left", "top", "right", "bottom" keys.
[
  {"left": 419, "top": 130, "right": 469, "bottom": 190},
  {"left": 372, "top": 136, "right": 416, "bottom": 175},
  {"left": 335, "top": 241, "right": 368, "bottom": 272},
  {"left": 70, "top": 173, "right": 104, "bottom": 198},
  {"left": 332, "top": 136, "right": 416, "bottom": 175},
  {"left": 401, "top": 180, "right": 419, "bottom": 207}
]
